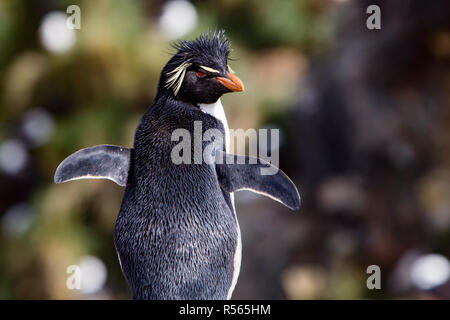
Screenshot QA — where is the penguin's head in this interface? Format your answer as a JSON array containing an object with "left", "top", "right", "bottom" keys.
[{"left": 159, "top": 30, "right": 244, "bottom": 104}]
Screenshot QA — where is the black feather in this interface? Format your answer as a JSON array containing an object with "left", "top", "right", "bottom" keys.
[{"left": 170, "top": 29, "right": 231, "bottom": 64}]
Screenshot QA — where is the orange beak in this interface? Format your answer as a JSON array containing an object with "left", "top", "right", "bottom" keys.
[{"left": 217, "top": 72, "right": 244, "bottom": 92}]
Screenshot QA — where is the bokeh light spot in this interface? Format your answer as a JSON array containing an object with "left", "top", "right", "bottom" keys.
[{"left": 39, "top": 11, "right": 76, "bottom": 54}]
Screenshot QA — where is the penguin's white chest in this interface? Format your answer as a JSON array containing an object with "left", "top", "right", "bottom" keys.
[
  {"left": 199, "top": 99, "right": 241, "bottom": 299},
  {"left": 198, "top": 99, "right": 230, "bottom": 152}
]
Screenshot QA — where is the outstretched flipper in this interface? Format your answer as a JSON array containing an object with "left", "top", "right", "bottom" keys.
[
  {"left": 215, "top": 151, "right": 301, "bottom": 210},
  {"left": 54, "top": 145, "right": 132, "bottom": 187}
]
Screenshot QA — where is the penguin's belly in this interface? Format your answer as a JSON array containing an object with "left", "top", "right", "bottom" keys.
[{"left": 114, "top": 169, "right": 238, "bottom": 300}]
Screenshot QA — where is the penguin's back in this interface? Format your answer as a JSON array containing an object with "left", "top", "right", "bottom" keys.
[{"left": 114, "top": 99, "right": 238, "bottom": 299}]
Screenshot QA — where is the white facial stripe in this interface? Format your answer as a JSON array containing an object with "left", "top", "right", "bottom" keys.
[
  {"left": 165, "top": 61, "right": 192, "bottom": 95},
  {"left": 199, "top": 65, "right": 220, "bottom": 74}
]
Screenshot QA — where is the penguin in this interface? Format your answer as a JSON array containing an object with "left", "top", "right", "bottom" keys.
[{"left": 54, "top": 30, "right": 301, "bottom": 300}]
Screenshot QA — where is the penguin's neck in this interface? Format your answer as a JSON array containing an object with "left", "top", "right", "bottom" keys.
[{"left": 198, "top": 99, "right": 230, "bottom": 152}]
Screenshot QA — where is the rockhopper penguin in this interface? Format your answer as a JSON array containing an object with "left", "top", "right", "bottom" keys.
[{"left": 54, "top": 30, "right": 301, "bottom": 299}]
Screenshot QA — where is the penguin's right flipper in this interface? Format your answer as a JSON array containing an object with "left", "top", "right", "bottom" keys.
[
  {"left": 54, "top": 145, "right": 132, "bottom": 187},
  {"left": 216, "top": 151, "right": 301, "bottom": 210}
]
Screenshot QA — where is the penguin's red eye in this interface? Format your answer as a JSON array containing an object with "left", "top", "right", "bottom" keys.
[{"left": 196, "top": 71, "right": 206, "bottom": 78}]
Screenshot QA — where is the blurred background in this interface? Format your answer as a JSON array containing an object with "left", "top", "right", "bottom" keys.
[{"left": 1, "top": 0, "right": 450, "bottom": 299}]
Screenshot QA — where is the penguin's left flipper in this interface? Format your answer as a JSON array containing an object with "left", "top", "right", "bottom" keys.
[
  {"left": 216, "top": 151, "right": 301, "bottom": 210},
  {"left": 54, "top": 145, "right": 132, "bottom": 187}
]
